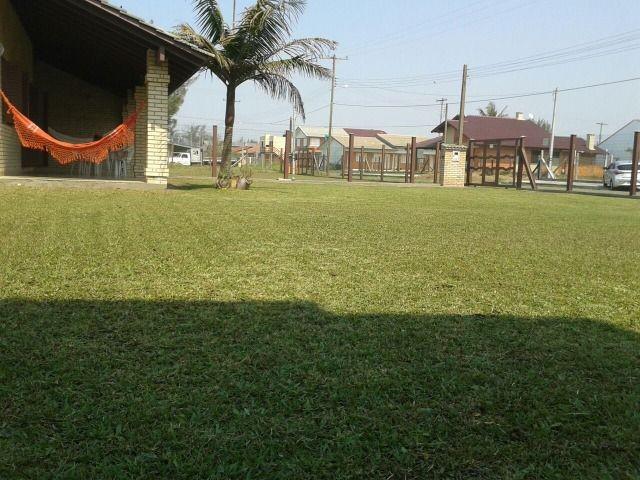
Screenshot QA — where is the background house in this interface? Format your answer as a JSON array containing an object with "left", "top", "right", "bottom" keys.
[
  {"left": 432, "top": 114, "right": 604, "bottom": 178},
  {"left": 597, "top": 119, "right": 640, "bottom": 165},
  {"left": 0, "top": 0, "right": 208, "bottom": 186}
]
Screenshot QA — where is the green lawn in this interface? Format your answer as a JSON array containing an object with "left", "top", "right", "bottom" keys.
[{"left": 1, "top": 179, "right": 639, "bottom": 479}]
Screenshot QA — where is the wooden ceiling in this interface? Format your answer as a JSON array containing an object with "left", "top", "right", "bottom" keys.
[{"left": 10, "top": 0, "right": 209, "bottom": 95}]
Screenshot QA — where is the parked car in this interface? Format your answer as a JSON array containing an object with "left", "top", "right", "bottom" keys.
[
  {"left": 603, "top": 161, "right": 640, "bottom": 189},
  {"left": 172, "top": 152, "right": 191, "bottom": 166}
]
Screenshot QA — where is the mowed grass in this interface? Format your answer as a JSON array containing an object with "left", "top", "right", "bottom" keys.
[{"left": 0, "top": 178, "right": 639, "bottom": 479}]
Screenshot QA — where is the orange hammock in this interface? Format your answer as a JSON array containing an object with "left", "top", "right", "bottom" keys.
[{"left": 0, "top": 90, "right": 141, "bottom": 165}]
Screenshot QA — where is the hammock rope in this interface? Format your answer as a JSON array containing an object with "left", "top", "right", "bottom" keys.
[{"left": 0, "top": 90, "right": 142, "bottom": 165}]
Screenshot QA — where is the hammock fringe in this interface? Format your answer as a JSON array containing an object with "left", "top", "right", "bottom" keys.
[{"left": 0, "top": 90, "right": 141, "bottom": 165}]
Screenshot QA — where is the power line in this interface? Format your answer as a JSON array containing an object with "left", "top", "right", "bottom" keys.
[
  {"left": 341, "top": 28, "right": 640, "bottom": 87},
  {"left": 333, "top": 75, "right": 640, "bottom": 109}
]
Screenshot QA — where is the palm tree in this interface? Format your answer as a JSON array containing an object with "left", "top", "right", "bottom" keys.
[
  {"left": 478, "top": 101, "right": 508, "bottom": 118},
  {"left": 176, "top": 0, "right": 336, "bottom": 185}
]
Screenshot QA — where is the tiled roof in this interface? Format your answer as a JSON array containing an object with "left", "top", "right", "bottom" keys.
[
  {"left": 377, "top": 134, "right": 428, "bottom": 148},
  {"left": 432, "top": 116, "right": 604, "bottom": 153},
  {"left": 344, "top": 128, "right": 387, "bottom": 137},
  {"left": 330, "top": 136, "right": 388, "bottom": 150},
  {"left": 416, "top": 137, "right": 443, "bottom": 149}
]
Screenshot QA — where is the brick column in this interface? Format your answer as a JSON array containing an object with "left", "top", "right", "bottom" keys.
[
  {"left": 133, "top": 85, "right": 148, "bottom": 179},
  {"left": 439, "top": 144, "right": 467, "bottom": 187},
  {"left": 144, "top": 50, "right": 170, "bottom": 185}
]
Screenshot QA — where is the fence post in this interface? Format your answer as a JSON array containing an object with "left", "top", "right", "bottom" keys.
[
  {"left": 359, "top": 146, "right": 364, "bottom": 180},
  {"left": 512, "top": 141, "right": 518, "bottom": 187},
  {"left": 566, "top": 134, "right": 576, "bottom": 192},
  {"left": 380, "top": 145, "right": 385, "bottom": 182},
  {"left": 434, "top": 142, "right": 440, "bottom": 184},
  {"left": 465, "top": 140, "right": 473, "bottom": 185},
  {"left": 283, "top": 130, "right": 291, "bottom": 179},
  {"left": 516, "top": 138, "right": 525, "bottom": 189},
  {"left": 481, "top": 141, "right": 488, "bottom": 185},
  {"left": 211, "top": 125, "right": 218, "bottom": 178},
  {"left": 410, "top": 136, "right": 417, "bottom": 183},
  {"left": 404, "top": 144, "right": 410, "bottom": 183},
  {"left": 495, "top": 141, "right": 502, "bottom": 185},
  {"left": 631, "top": 131, "right": 639, "bottom": 197},
  {"left": 347, "top": 134, "right": 354, "bottom": 182}
]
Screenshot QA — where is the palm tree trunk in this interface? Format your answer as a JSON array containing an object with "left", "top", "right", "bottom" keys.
[{"left": 221, "top": 85, "right": 236, "bottom": 179}]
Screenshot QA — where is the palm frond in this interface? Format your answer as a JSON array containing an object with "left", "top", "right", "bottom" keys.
[
  {"left": 263, "top": 37, "right": 337, "bottom": 62},
  {"left": 233, "top": 0, "right": 307, "bottom": 60},
  {"left": 191, "top": 0, "right": 226, "bottom": 43},
  {"left": 174, "top": 23, "right": 232, "bottom": 81},
  {"left": 252, "top": 73, "right": 306, "bottom": 119},
  {"left": 260, "top": 57, "right": 331, "bottom": 80}
]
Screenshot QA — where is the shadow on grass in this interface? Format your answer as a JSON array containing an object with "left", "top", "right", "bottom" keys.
[
  {"left": 536, "top": 187, "right": 639, "bottom": 200},
  {"left": 168, "top": 182, "right": 216, "bottom": 191},
  {"left": 1, "top": 299, "right": 638, "bottom": 479}
]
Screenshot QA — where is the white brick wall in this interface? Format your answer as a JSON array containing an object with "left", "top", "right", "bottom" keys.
[
  {"left": 0, "top": 124, "right": 21, "bottom": 175},
  {"left": 142, "top": 50, "right": 169, "bottom": 185},
  {"left": 439, "top": 144, "right": 467, "bottom": 187}
]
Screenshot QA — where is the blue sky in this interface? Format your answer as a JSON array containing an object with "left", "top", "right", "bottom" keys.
[{"left": 120, "top": 0, "right": 640, "bottom": 141}]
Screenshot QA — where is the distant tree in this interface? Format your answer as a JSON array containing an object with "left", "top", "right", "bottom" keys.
[
  {"left": 535, "top": 118, "right": 552, "bottom": 133},
  {"left": 168, "top": 78, "right": 195, "bottom": 138},
  {"left": 478, "top": 101, "right": 508, "bottom": 117}
]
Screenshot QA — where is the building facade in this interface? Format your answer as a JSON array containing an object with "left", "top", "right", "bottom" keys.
[{"left": 0, "top": 0, "right": 209, "bottom": 186}]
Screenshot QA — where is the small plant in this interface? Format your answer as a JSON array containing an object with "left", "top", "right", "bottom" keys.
[{"left": 237, "top": 166, "right": 253, "bottom": 190}]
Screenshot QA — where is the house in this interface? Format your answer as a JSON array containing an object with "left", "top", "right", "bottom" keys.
[
  {"left": 320, "top": 134, "right": 419, "bottom": 173},
  {"left": 294, "top": 126, "right": 388, "bottom": 166},
  {"left": 431, "top": 114, "right": 604, "bottom": 178},
  {"left": 294, "top": 126, "right": 341, "bottom": 152},
  {"left": 597, "top": 120, "right": 640, "bottom": 165},
  {"left": 260, "top": 133, "right": 286, "bottom": 155},
  {"left": 0, "top": 0, "right": 211, "bottom": 186}
]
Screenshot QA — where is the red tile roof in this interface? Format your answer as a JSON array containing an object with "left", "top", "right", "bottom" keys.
[
  {"left": 432, "top": 116, "right": 604, "bottom": 153},
  {"left": 344, "top": 128, "right": 387, "bottom": 137},
  {"left": 416, "top": 136, "right": 443, "bottom": 149}
]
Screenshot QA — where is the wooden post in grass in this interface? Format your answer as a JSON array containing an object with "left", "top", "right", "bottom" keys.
[
  {"left": 410, "top": 136, "right": 417, "bottom": 183},
  {"left": 211, "top": 125, "right": 218, "bottom": 178},
  {"left": 481, "top": 141, "right": 488, "bottom": 185},
  {"left": 631, "top": 131, "right": 639, "bottom": 197},
  {"left": 434, "top": 142, "right": 440, "bottom": 184},
  {"left": 283, "top": 130, "right": 291, "bottom": 179},
  {"left": 360, "top": 146, "right": 364, "bottom": 180},
  {"left": 495, "top": 141, "right": 502, "bottom": 185},
  {"left": 516, "top": 138, "right": 525, "bottom": 189},
  {"left": 404, "top": 143, "right": 410, "bottom": 183},
  {"left": 512, "top": 142, "right": 518, "bottom": 187},
  {"left": 347, "top": 134, "right": 354, "bottom": 182},
  {"left": 380, "top": 144, "right": 385, "bottom": 182},
  {"left": 466, "top": 140, "right": 474, "bottom": 185},
  {"left": 566, "top": 134, "right": 576, "bottom": 192}
]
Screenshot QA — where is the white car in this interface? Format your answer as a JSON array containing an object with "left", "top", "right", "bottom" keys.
[
  {"left": 603, "top": 161, "right": 639, "bottom": 189},
  {"left": 172, "top": 152, "right": 191, "bottom": 166}
]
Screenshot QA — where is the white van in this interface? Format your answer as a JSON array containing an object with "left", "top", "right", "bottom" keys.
[{"left": 172, "top": 152, "right": 191, "bottom": 166}]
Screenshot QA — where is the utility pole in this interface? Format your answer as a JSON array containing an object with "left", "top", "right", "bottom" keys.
[
  {"left": 323, "top": 54, "right": 347, "bottom": 176},
  {"left": 443, "top": 103, "right": 449, "bottom": 143},
  {"left": 548, "top": 88, "right": 558, "bottom": 171},
  {"left": 232, "top": 0, "right": 237, "bottom": 29},
  {"left": 457, "top": 64, "right": 468, "bottom": 145},
  {"left": 436, "top": 98, "right": 448, "bottom": 124},
  {"left": 596, "top": 122, "right": 608, "bottom": 145}
]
